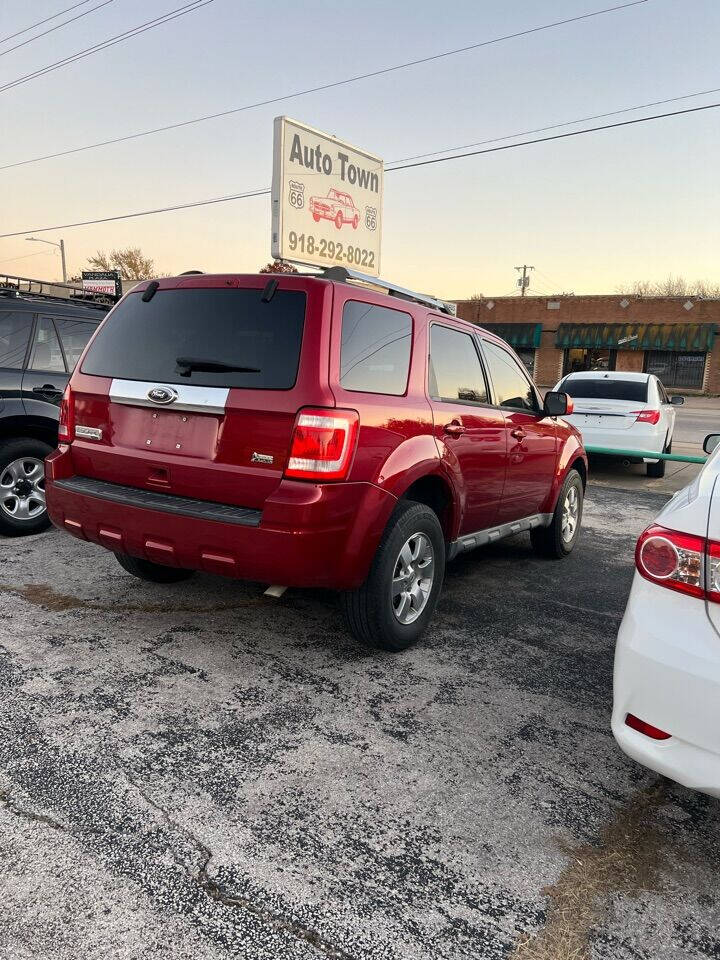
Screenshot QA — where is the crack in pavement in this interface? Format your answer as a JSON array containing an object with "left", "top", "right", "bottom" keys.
[
  {"left": 0, "top": 786, "right": 69, "bottom": 834},
  {"left": 123, "top": 773, "right": 358, "bottom": 960},
  {"left": 510, "top": 780, "right": 670, "bottom": 960}
]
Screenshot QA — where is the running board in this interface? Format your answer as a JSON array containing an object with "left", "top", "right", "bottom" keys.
[{"left": 447, "top": 513, "right": 553, "bottom": 561}]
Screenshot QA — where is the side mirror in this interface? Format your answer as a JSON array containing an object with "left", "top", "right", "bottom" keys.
[
  {"left": 670, "top": 395, "right": 685, "bottom": 405},
  {"left": 544, "top": 391, "right": 573, "bottom": 417},
  {"left": 704, "top": 434, "right": 720, "bottom": 455}
]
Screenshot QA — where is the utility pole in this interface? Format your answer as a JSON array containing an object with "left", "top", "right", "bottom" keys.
[
  {"left": 59, "top": 239, "right": 67, "bottom": 284},
  {"left": 515, "top": 264, "right": 534, "bottom": 297},
  {"left": 26, "top": 236, "right": 67, "bottom": 283}
]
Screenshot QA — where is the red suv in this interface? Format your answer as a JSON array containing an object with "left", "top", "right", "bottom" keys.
[{"left": 45, "top": 270, "right": 586, "bottom": 651}]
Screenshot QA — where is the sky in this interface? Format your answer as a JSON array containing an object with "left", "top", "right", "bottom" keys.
[{"left": 1, "top": 0, "right": 719, "bottom": 298}]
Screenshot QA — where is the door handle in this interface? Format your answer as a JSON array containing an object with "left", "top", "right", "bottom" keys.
[
  {"left": 32, "top": 384, "right": 61, "bottom": 396},
  {"left": 444, "top": 420, "right": 466, "bottom": 436},
  {"left": 511, "top": 428, "right": 526, "bottom": 440}
]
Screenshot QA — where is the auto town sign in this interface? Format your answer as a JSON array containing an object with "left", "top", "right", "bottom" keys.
[{"left": 271, "top": 117, "right": 384, "bottom": 276}]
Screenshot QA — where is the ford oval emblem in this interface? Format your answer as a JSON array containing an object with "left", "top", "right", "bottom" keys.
[{"left": 147, "top": 386, "right": 178, "bottom": 405}]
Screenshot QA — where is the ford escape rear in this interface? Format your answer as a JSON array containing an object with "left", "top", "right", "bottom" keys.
[{"left": 46, "top": 270, "right": 586, "bottom": 650}]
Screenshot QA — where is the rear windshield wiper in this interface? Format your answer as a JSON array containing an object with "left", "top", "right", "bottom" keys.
[{"left": 175, "top": 356, "right": 261, "bottom": 376}]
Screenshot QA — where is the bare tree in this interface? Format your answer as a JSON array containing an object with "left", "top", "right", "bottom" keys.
[
  {"left": 87, "top": 247, "right": 156, "bottom": 280},
  {"left": 259, "top": 259, "right": 298, "bottom": 274},
  {"left": 617, "top": 275, "right": 720, "bottom": 298}
]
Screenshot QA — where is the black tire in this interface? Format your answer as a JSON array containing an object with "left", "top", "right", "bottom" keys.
[
  {"left": 530, "top": 469, "right": 583, "bottom": 559},
  {"left": 114, "top": 552, "right": 195, "bottom": 583},
  {"left": 647, "top": 438, "right": 669, "bottom": 478},
  {"left": 0, "top": 437, "right": 53, "bottom": 537},
  {"left": 340, "top": 501, "right": 445, "bottom": 652}
]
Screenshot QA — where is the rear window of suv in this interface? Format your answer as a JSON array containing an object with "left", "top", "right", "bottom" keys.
[
  {"left": 561, "top": 377, "right": 648, "bottom": 402},
  {"left": 82, "top": 288, "right": 306, "bottom": 389}
]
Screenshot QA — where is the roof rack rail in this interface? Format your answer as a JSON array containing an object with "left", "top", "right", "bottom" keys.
[
  {"left": 320, "top": 266, "right": 457, "bottom": 316},
  {"left": 0, "top": 273, "right": 113, "bottom": 309}
]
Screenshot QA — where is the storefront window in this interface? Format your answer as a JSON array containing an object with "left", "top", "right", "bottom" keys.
[
  {"left": 563, "top": 348, "right": 617, "bottom": 375},
  {"left": 644, "top": 351, "right": 706, "bottom": 390},
  {"left": 514, "top": 347, "right": 536, "bottom": 379}
]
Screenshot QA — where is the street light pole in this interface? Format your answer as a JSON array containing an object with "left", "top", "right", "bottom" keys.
[{"left": 25, "top": 236, "right": 67, "bottom": 283}]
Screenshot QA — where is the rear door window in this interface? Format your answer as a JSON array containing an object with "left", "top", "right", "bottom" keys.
[
  {"left": 29, "top": 317, "right": 65, "bottom": 373},
  {"left": 0, "top": 311, "right": 33, "bottom": 369},
  {"left": 53, "top": 318, "right": 97, "bottom": 371},
  {"left": 339, "top": 301, "right": 412, "bottom": 395},
  {"left": 429, "top": 325, "right": 488, "bottom": 403},
  {"left": 81, "top": 288, "right": 306, "bottom": 389},
  {"left": 562, "top": 377, "right": 648, "bottom": 402}
]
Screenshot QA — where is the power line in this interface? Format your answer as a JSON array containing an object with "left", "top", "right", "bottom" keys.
[
  {"left": 387, "top": 84, "right": 720, "bottom": 165},
  {"left": 385, "top": 99, "right": 720, "bottom": 171},
  {"left": 0, "top": 251, "right": 49, "bottom": 266},
  {"left": 0, "top": 1, "right": 215, "bottom": 96},
  {"left": 2, "top": 97, "right": 715, "bottom": 240},
  {"left": 0, "top": 1, "right": 93, "bottom": 46},
  {"left": 0, "top": 0, "right": 117, "bottom": 59},
  {"left": 0, "top": 0, "right": 649, "bottom": 170},
  {"left": 0, "top": 188, "right": 271, "bottom": 238}
]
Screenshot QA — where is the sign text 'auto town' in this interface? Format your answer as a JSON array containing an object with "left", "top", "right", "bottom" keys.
[{"left": 272, "top": 117, "right": 384, "bottom": 276}]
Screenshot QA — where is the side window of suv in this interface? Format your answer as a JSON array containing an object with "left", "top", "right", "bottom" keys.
[
  {"left": 340, "top": 300, "right": 412, "bottom": 395},
  {"left": 29, "top": 317, "right": 65, "bottom": 373},
  {"left": 53, "top": 318, "right": 96, "bottom": 371},
  {"left": 0, "top": 311, "right": 33, "bottom": 369},
  {"left": 429, "top": 324, "right": 488, "bottom": 403},
  {"left": 481, "top": 339, "right": 539, "bottom": 412}
]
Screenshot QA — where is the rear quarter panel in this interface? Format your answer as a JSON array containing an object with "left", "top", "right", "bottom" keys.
[{"left": 328, "top": 290, "right": 441, "bottom": 489}]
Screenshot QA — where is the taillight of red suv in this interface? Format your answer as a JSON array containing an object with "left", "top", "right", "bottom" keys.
[
  {"left": 635, "top": 524, "right": 720, "bottom": 601},
  {"left": 285, "top": 408, "right": 359, "bottom": 481},
  {"left": 58, "top": 384, "right": 74, "bottom": 442}
]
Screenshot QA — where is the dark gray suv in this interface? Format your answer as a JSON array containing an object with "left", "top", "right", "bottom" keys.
[{"left": 0, "top": 282, "right": 109, "bottom": 535}]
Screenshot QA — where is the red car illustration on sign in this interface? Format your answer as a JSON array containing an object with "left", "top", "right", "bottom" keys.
[{"left": 309, "top": 188, "right": 360, "bottom": 230}]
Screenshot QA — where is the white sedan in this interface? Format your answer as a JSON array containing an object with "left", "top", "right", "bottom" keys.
[
  {"left": 612, "top": 431, "right": 720, "bottom": 797},
  {"left": 553, "top": 371, "right": 684, "bottom": 477}
]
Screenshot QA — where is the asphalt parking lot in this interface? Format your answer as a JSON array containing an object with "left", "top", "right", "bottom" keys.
[{"left": 1, "top": 473, "right": 719, "bottom": 960}]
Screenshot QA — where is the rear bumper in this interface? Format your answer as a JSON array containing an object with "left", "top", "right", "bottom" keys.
[
  {"left": 612, "top": 574, "right": 720, "bottom": 798},
  {"left": 577, "top": 424, "right": 666, "bottom": 461},
  {"left": 45, "top": 447, "right": 397, "bottom": 590}
]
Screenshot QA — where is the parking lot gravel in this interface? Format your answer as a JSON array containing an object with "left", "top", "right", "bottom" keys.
[{"left": 0, "top": 483, "right": 718, "bottom": 960}]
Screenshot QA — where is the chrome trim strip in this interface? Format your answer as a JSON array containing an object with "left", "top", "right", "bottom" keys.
[
  {"left": 109, "top": 378, "right": 229, "bottom": 415},
  {"left": 448, "top": 512, "right": 553, "bottom": 560}
]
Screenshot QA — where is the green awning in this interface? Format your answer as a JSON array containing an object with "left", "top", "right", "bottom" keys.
[
  {"left": 556, "top": 322, "right": 716, "bottom": 352},
  {"left": 482, "top": 323, "right": 542, "bottom": 349}
]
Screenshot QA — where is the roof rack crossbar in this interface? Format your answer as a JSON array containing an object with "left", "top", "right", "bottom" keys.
[
  {"left": 0, "top": 273, "right": 113, "bottom": 309},
  {"left": 319, "top": 265, "right": 457, "bottom": 316}
]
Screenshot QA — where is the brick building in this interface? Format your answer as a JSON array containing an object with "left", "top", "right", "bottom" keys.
[{"left": 455, "top": 294, "right": 719, "bottom": 394}]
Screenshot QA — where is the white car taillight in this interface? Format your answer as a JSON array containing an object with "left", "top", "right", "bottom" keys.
[
  {"left": 635, "top": 523, "right": 720, "bottom": 603},
  {"left": 631, "top": 409, "right": 661, "bottom": 425}
]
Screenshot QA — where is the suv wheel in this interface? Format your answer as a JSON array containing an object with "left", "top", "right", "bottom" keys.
[
  {"left": 341, "top": 501, "right": 445, "bottom": 651},
  {"left": 114, "top": 553, "right": 195, "bottom": 583},
  {"left": 0, "top": 438, "right": 53, "bottom": 537},
  {"left": 530, "top": 469, "right": 583, "bottom": 559}
]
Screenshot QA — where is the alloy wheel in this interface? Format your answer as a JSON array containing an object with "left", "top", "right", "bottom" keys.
[
  {"left": 561, "top": 485, "right": 579, "bottom": 544},
  {"left": 391, "top": 532, "right": 435, "bottom": 625},
  {"left": 0, "top": 457, "right": 46, "bottom": 522}
]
